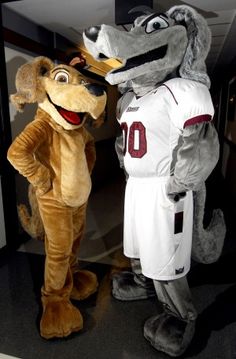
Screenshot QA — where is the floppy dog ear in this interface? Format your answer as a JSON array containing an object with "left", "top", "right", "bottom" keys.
[
  {"left": 10, "top": 56, "right": 54, "bottom": 112},
  {"left": 167, "top": 5, "right": 211, "bottom": 88}
]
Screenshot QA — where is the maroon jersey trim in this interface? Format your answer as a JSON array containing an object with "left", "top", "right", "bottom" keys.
[
  {"left": 184, "top": 114, "right": 212, "bottom": 128},
  {"left": 160, "top": 84, "right": 178, "bottom": 105}
]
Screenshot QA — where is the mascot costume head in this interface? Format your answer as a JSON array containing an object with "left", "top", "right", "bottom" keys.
[
  {"left": 7, "top": 57, "right": 106, "bottom": 339},
  {"left": 83, "top": 5, "right": 226, "bottom": 357},
  {"left": 84, "top": 5, "right": 211, "bottom": 93}
]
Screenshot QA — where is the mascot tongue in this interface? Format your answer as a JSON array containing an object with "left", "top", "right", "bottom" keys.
[{"left": 59, "top": 108, "right": 82, "bottom": 125}]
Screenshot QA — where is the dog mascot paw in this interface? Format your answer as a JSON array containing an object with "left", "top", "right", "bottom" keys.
[
  {"left": 7, "top": 56, "right": 106, "bottom": 339},
  {"left": 83, "top": 5, "right": 226, "bottom": 357}
]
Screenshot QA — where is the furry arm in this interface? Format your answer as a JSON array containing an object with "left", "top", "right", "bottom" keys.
[
  {"left": 115, "top": 95, "right": 128, "bottom": 171},
  {"left": 166, "top": 122, "right": 219, "bottom": 200},
  {"left": 115, "top": 133, "right": 124, "bottom": 169},
  {"left": 7, "top": 119, "right": 51, "bottom": 196}
]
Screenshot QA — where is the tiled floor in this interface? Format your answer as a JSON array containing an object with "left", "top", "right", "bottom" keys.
[{"left": 1, "top": 173, "right": 236, "bottom": 359}]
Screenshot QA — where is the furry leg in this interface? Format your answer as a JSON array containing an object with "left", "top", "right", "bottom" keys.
[
  {"left": 144, "top": 276, "right": 197, "bottom": 357},
  {"left": 70, "top": 203, "right": 98, "bottom": 301},
  {"left": 112, "top": 258, "right": 156, "bottom": 301},
  {"left": 37, "top": 194, "right": 83, "bottom": 339},
  {"left": 40, "top": 264, "right": 83, "bottom": 339}
]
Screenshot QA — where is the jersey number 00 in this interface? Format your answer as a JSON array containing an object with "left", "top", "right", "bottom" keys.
[{"left": 121, "top": 121, "right": 147, "bottom": 158}]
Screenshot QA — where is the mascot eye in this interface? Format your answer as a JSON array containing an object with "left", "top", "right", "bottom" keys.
[
  {"left": 54, "top": 71, "right": 69, "bottom": 83},
  {"left": 145, "top": 16, "right": 169, "bottom": 34}
]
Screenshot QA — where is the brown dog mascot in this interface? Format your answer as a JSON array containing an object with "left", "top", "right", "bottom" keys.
[{"left": 7, "top": 56, "right": 107, "bottom": 339}]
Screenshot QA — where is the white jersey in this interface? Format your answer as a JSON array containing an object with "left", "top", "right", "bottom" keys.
[{"left": 118, "top": 78, "right": 214, "bottom": 280}]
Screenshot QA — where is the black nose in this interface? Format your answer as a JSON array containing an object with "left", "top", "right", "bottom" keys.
[
  {"left": 85, "top": 84, "right": 104, "bottom": 97},
  {"left": 84, "top": 26, "right": 101, "bottom": 42}
]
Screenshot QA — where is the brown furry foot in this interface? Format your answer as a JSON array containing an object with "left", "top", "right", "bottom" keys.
[
  {"left": 40, "top": 298, "right": 83, "bottom": 339},
  {"left": 70, "top": 270, "right": 98, "bottom": 300}
]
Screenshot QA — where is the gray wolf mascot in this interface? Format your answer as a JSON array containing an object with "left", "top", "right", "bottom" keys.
[{"left": 83, "top": 5, "right": 226, "bottom": 357}]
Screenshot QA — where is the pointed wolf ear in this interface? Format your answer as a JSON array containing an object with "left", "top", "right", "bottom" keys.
[
  {"left": 167, "top": 5, "right": 211, "bottom": 88},
  {"left": 10, "top": 56, "right": 54, "bottom": 112}
]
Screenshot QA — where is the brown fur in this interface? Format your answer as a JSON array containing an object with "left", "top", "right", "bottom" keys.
[
  {"left": 7, "top": 56, "right": 106, "bottom": 339},
  {"left": 17, "top": 184, "right": 44, "bottom": 240}
]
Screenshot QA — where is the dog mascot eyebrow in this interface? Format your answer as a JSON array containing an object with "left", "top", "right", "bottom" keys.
[
  {"left": 7, "top": 57, "right": 106, "bottom": 339},
  {"left": 83, "top": 5, "right": 226, "bottom": 357}
]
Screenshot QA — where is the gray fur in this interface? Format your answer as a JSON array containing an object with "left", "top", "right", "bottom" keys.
[
  {"left": 192, "top": 183, "right": 226, "bottom": 264},
  {"left": 168, "top": 5, "right": 211, "bottom": 88},
  {"left": 84, "top": 17, "right": 188, "bottom": 93},
  {"left": 144, "top": 314, "right": 195, "bottom": 357},
  {"left": 144, "top": 276, "right": 197, "bottom": 357},
  {"left": 83, "top": 5, "right": 211, "bottom": 90},
  {"left": 112, "top": 271, "right": 156, "bottom": 301},
  {"left": 167, "top": 122, "right": 220, "bottom": 196}
]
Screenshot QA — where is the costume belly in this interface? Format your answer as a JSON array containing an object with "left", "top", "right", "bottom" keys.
[{"left": 60, "top": 131, "right": 91, "bottom": 207}]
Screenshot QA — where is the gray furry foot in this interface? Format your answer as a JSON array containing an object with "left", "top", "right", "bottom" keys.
[
  {"left": 112, "top": 271, "right": 156, "bottom": 301},
  {"left": 144, "top": 312, "right": 195, "bottom": 357}
]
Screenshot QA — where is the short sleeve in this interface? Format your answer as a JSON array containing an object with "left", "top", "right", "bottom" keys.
[{"left": 166, "top": 78, "right": 215, "bottom": 130}]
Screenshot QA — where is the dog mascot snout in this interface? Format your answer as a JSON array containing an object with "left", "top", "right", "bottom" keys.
[{"left": 83, "top": 5, "right": 226, "bottom": 357}]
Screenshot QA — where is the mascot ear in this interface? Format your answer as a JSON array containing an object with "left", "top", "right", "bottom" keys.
[
  {"left": 167, "top": 5, "right": 211, "bottom": 88},
  {"left": 10, "top": 56, "right": 54, "bottom": 112}
]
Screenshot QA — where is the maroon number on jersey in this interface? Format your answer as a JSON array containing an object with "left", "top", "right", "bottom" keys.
[{"left": 121, "top": 121, "right": 147, "bottom": 158}]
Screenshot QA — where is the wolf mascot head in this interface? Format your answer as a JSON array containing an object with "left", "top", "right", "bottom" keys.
[{"left": 84, "top": 5, "right": 211, "bottom": 94}]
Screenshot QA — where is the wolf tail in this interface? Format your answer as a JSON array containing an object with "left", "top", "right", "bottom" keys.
[{"left": 191, "top": 183, "right": 226, "bottom": 264}]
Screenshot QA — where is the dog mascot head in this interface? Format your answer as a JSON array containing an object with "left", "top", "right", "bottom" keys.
[{"left": 11, "top": 56, "right": 106, "bottom": 129}]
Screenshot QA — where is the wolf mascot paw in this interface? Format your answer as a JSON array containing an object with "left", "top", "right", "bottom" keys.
[
  {"left": 112, "top": 270, "right": 156, "bottom": 301},
  {"left": 144, "top": 313, "right": 196, "bottom": 357},
  {"left": 83, "top": 4, "right": 226, "bottom": 357},
  {"left": 7, "top": 57, "right": 106, "bottom": 339}
]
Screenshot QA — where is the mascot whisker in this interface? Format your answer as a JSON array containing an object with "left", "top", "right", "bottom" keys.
[
  {"left": 83, "top": 5, "right": 226, "bottom": 357},
  {"left": 7, "top": 56, "right": 106, "bottom": 339}
]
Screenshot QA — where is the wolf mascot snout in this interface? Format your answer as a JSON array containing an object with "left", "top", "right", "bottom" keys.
[{"left": 84, "top": 5, "right": 226, "bottom": 357}]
